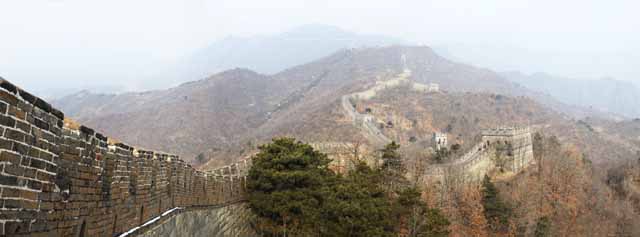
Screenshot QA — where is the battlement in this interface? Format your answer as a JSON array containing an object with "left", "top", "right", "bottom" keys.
[
  {"left": 0, "top": 78, "right": 249, "bottom": 236},
  {"left": 412, "top": 82, "right": 439, "bottom": 93},
  {"left": 433, "top": 132, "right": 448, "bottom": 151},
  {"left": 425, "top": 126, "right": 534, "bottom": 185},
  {"left": 481, "top": 126, "right": 531, "bottom": 137}
]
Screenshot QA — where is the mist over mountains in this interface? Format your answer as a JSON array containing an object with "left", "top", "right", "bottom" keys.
[
  {"left": 48, "top": 25, "right": 640, "bottom": 160},
  {"left": 38, "top": 25, "right": 640, "bottom": 121},
  {"left": 48, "top": 21, "right": 640, "bottom": 166},
  {"left": 54, "top": 45, "right": 534, "bottom": 163},
  {"left": 188, "top": 24, "right": 405, "bottom": 75},
  {"left": 5, "top": 1, "right": 640, "bottom": 235},
  {"left": 146, "top": 24, "right": 405, "bottom": 90},
  {"left": 502, "top": 72, "right": 640, "bottom": 118},
  {"left": 53, "top": 44, "right": 631, "bottom": 166}
]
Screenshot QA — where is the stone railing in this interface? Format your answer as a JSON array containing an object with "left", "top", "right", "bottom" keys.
[{"left": 0, "top": 78, "right": 249, "bottom": 236}]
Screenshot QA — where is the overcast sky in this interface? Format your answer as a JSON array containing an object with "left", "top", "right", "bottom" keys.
[{"left": 1, "top": 0, "right": 639, "bottom": 95}]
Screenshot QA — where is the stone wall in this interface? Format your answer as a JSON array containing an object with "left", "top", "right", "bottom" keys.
[
  {"left": 425, "top": 127, "right": 534, "bottom": 186},
  {"left": 0, "top": 78, "right": 250, "bottom": 237},
  {"left": 139, "top": 203, "right": 256, "bottom": 237}
]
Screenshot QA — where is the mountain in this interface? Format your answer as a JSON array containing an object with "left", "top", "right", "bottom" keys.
[
  {"left": 54, "top": 46, "right": 521, "bottom": 161},
  {"left": 502, "top": 71, "right": 640, "bottom": 118},
  {"left": 53, "top": 46, "right": 636, "bottom": 167},
  {"left": 189, "top": 24, "right": 403, "bottom": 75},
  {"left": 149, "top": 24, "right": 404, "bottom": 88},
  {"left": 55, "top": 68, "right": 291, "bottom": 161}
]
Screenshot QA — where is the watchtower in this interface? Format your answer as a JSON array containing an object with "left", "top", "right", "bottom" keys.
[{"left": 433, "top": 132, "right": 448, "bottom": 151}]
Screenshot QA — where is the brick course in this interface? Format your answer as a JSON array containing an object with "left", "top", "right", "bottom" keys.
[{"left": 0, "top": 78, "right": 249, "bottom": 237}]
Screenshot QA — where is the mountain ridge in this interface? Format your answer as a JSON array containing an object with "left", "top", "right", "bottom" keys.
[
  {"left": 52, "top": 45, "right": 624, "bottom": 166},
  {"left": 502, "top": 71, "right": 640, "bottom": 118}
]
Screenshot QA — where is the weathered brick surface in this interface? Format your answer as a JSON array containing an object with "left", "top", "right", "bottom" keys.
[{"left": 0, "top": 79, "right": 249, "bottom": 237}]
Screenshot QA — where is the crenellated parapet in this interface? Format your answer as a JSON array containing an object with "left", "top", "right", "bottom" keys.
[
  {"left": 425, "top": 126, "right": 534, "bottom": 186},
  {"left": 0, "top": 78, "right": 249, "bottom": 237},
  {"left": 481, "top": 126, "right": 531, "bottom": 138}
]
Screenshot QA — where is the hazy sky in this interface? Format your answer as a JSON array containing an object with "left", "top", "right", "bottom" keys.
[{"left": 1, "top": 0, "right": 639, "bottom": 95}]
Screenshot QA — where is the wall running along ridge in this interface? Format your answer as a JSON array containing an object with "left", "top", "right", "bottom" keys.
[
  {"left": 341, "top": 70, "right": 534, "bottom": 186},
  {"left": 0, "top": 78, "right": 250, "bottom": 236},
  {"left": 424, "top": 127, "right": 534, "bottom": 186},
  {"left": 342, "top": 69, "right": 440, "bottom": 147}
]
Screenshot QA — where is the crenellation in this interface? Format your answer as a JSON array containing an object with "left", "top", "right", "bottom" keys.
[
  {"left": 0, "top": 78, "right": 249, "bottom": 236},
  {"left": 425, "top": 126, "right": 534, "bottom": 187}
]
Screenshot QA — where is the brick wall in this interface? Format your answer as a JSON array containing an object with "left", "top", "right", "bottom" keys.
[
  {"left": 0, "top": 78, "right": 249, "bottom": 237},
  {"left": 424, "top": 127, "right": 534, "bottom": 186}
]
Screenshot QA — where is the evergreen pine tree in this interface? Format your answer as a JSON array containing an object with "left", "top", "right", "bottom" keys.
[
  {"left": 322, "top": 162, "right": 395, "bottom": 237},
  {"left": 247, "top": 137, "right": 334, "bottom": 236},
  {"left": 397, "top": 187, "right": 450, "bottom": 237},
  {"left": 534, "top": 216, "right": 551, "bottom": 237},
  {"left": 481, "top": 175, "right": 512, "bottom": 233},
  {"left": 380, "top": 141, "right": 407, "bottom": 193}
]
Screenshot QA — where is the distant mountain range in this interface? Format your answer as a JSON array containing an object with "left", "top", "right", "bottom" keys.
[
  {"left": 49, "top": 24, "right": 640, "bottom": 122},
  {"left": 502, "top": 71, "right": 640, "bottom": 118},
  {"left": 54, "top": 45, "right": 604, "bottom": 166},
  {"left": 53, "top": 46, "right": 519, "bottom": 161},
  {"left": 48, "top": 25, "right": 640, "bottom": 167},
  {"left": 147, "top": 24, "right": 405, "bottom": 89}
]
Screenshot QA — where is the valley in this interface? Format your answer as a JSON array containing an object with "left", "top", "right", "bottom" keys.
[
  {"left": 4, "top": 1, "right": 640, "bottom": 236},
  {"left": 38, "top": 45, "right": 640, "bottom": 236}
]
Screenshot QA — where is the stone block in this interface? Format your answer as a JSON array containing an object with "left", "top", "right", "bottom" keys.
[
  {"left": 0, "top": 151, "right": 21, "bottom": 163},
  {"left": 33, "top": 118, "right": 49, "bottom": 131},
  {"left": 33, "top": 98, "right": 52, "bottom": 113},
  {"left": 0, "top": 90, "right": 19, "bottom": 106},
  {"left": 79, "top": 125, "right": 95, "bottom": 136},
  {"left": 27, "top": 180, "right": 43, "bottom": 190},
  {"left": 29, "top": 158, "right": 48, "bottom": 170},
  {"left": 12, "top": 141, "right": 29, "bottom": 155},
  {"left": 18, "top": 90, "right": 36, "bottom": 104},
  {"left": 15, "top": 120, "right": 31, "bottom": 133},
  {"left": 1, "top": 187, "right": 20, "bottom": 198},
  {"left": 3, "top": 163, "right": 25, "bottom": 176},
  {"left": 4, "top": 221, "right": 30, "bottom": 235},
  {"left": 23, "top": 167, "right": 37, "bottom": 179},
  {"left": 0, "top": 173, "right": 18, "bottom": 186},
  {"left": 51, "top": 108, "right": 64, "bottom": 120},
  {"left": 8, "top": 106, "right": 26, "bottom": 120},
  {"left": 0, "top": 114, "right": 16, "bottom": 127},
  {"left": 5, "top": 128, "right": 26, "bottom": 142},
  {"left": 0, "top": 102, "right": 7, "bottom": 114},
  {"left": 0, "top": 79, "right": 18, "bottom": 93}
]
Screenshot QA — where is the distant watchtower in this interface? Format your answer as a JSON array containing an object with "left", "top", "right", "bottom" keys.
[{"left": 433, "top": 132, "right": 448, "bottom": 151}]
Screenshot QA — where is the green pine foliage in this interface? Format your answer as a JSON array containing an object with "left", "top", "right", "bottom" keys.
[
  {"left": 247, "top": 138, "right": 449, "bottom": 237},
  {"left": 534, "top": 216, "right": 551, "bottom": 237},
  {"left": 322, "top": 163, "right": 395, "bottom": 237},
  {"left": 481, "top": 175, "right": 512, "bottom": 232},
  {"left": 380, "top": 141, "right": 408, "bottom": 193},
  {"left": 433, "top": 147, "right": 450, "bottom": 163},
  {"left": 396, "top": 187, "right": 450, "bottom": 237},
  {"left": 247, "top": 137, "right": 334, "bottom": 236},
  {"left": 381, "top": 141, "right": 404, "bottom": 172}
]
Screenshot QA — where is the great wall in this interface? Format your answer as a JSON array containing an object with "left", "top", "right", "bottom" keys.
[
  {"left": 341, "top": 66, "right": 535, "bottom": 186},
  {"left": 423, "top": 127, "right": 534, "bottom": 186},
  {"left": 341, "top": 69, "right": 438, "bottom": 146},
  {"left": 0, "top": 78, "right": 253, "bottom": 236},
  {"left": 0, "top": 60, "right": 533, "bottom": 236}
]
